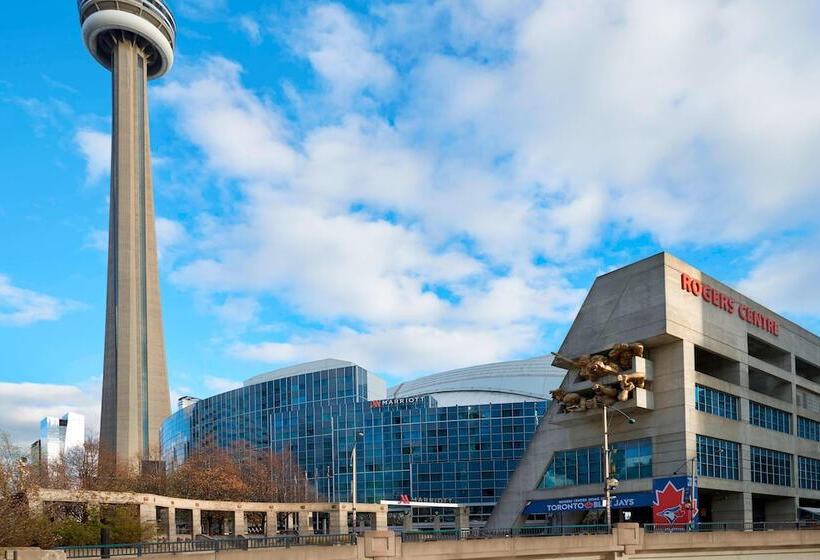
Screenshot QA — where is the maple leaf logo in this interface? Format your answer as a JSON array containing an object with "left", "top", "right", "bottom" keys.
[{"left": 653, "top": 481, "right": 689, "bottom": 525}]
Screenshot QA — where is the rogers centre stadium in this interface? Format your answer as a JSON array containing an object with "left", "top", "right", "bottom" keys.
[{"left": 161, "top": 356, "right": 565, "bottom": 526}]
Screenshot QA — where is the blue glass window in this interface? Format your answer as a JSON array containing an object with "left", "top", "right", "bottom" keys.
[
  {"left": 798, "top": 456, "right": 820, "bottom": 490},
  {"left": 612, "top": 438, "right": 653, "bottom": 481},
  {"left": 750, "top": 446, "right": 792, "bottom": 487},
  {"left": 538, "top": 438, "right": 651, "bottom": 488},
  {"left": 696, "top": 435, "right": 740, "bottom": 480},
  {"left": 797, "top": 416, "right": 820, "bottom": 442},
  {"left": 695, "top": 385, "right": 738, "bottom": 420},
  {"left": 749, "top": 401, "right": 791, "bottom": 434},
  {"left": 538, "top": 445, "right": 601, "bottom": 488}
]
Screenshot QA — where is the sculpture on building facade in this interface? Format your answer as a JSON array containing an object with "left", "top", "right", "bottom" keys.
[{"left": 550, "top": 342, "right": 645, "bottom": 413}]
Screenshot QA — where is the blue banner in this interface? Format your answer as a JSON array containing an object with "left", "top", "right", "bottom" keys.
[
  {"left": 523, "top": 491, "right": 653, "bottom": 514},
  {"left": 652, "top": 475, "right": 698, "bottom": 525}
]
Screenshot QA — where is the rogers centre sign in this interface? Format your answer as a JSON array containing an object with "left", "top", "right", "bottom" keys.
[{"left": 680, "top": 272, "right": 779, "bottom": 336}]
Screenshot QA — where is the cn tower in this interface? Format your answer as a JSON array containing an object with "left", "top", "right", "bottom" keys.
[{"left": 78, "top": 0, "right": 174, "bottom": 467}]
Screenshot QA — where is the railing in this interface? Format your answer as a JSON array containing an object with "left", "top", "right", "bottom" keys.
[
  {"left": 58, "top": 534, "right": 356, "bottom": 558},
  {"left": 645, "top": 521, "right": 820, "bottom": 533},
  {"left": 77, "top": 0, "right": 177, "bottom": 34},
  {"left": 401, "top": 524, "right": 611, "bottom": 542}
]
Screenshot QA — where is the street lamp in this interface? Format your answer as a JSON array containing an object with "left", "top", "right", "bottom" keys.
[
  {"left": 351, "top": 431, "right": 364, "bottom": 533},
  {"left": 602, "top": 405, "right": 636, "bottom": 530}
]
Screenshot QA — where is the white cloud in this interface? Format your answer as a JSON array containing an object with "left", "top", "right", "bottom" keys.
[
  {"left": 229, "top": 323, "right": 543, "bottom": 379},
  {"left": 75, "top": 128, "right": 110, "bottom": 184},
  {"left": 0, "top": 275, "right": 79, "bottom": 326},
  {"left": 236, "top": 15, "right": 262, "bottom": 45},
  {"left": 155, "top": 217, "right": 188, "bottom": 261},
  {"left": 0, "top": 379, "right": 100, "bottom": 446},
  {"left": 736, "top": 241, "right": 820, "bottom": 317},
  {"left": 295, "top": 4, "right": 396, "bottom": 104},
  {"left": 210, "top": 295, "right": 260, "bottom": 325},
  {"left": 393, "top": 0, "right": 820, "bottom": 246},
  {"left": 150, "top": 1, "right": 820, "bottom": 377},
  {"left": 153, "top": 57, "right": 297, "bottom": 181},
  {"left": 203, "top": 375, "right": 242, "bottom": 393},
  {"left": 176, "top": 0, "right": 227, "bottom": 20}
]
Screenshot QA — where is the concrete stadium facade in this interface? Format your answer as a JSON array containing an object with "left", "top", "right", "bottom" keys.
[{"left": 489, "top": 252, "right": 820, "bottom": 528}]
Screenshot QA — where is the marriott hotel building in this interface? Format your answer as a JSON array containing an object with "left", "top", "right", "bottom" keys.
[{"left": 489, "top": 253, "right": 820, "bottom": 528}]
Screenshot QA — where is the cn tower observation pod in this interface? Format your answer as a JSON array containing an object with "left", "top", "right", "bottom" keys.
[{"left": 78, "top": 0, "right": 175, "bottom": 79}]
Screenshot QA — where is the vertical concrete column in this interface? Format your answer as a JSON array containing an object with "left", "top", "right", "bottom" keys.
[
  {"left": 328, "top": 509, "right": 347, "bottom": 534},
  {"left": 455, "top": 507, "right": 470, "bottom": 532},
  {"left": 742, "top": 492, "right": 753, "bottom": 524},
  {"left": 375, "top": 510, "right": 388, "bottom": 531},
  {"left": 299, "top": 512, "right": 314, "bottom": 535},
  {"left": 299, "top": 511, "right": 313, "bottom": 535},
  {"left": 403, "top": 511, "right": 413, "bottom": 533},
  {"left": 432, "top": 514, "right": 441, "bottom": 531},
  {"left": 139, "top": 504, "right": 156, "bottom": 537},
  {"left": 234, "top": 510, "right": 247, "bottom": 536},
  {"left": 265, "top": 511, "right": 276, "bottom": 537},
  {"left": 167, "top": 507, "right": 177, "bottom": 541},
  {"left": 192, "top": 509, "right": 202, "bottom": 538}
]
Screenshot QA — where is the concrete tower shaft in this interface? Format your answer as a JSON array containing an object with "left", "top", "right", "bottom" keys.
[{"left": 78, "top": 0, "right": 174, "bottom": 466}]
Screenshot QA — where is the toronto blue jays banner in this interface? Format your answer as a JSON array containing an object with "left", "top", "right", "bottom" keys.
[
  {"left": 652, "top": 476, "right": 698, "bottom": 525},
  {"left": 523, "top": 491, "right": 653, "bottom": 514}
]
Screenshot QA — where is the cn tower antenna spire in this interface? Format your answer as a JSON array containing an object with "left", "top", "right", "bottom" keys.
[{"left": 78, "top": 0, "right": 175, "bottom": 468}]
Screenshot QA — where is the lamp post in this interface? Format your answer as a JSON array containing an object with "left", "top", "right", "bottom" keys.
[
  {"left": 351, "top": 431, "right": 364, "bottom": 533},
  {"left": 602, "top": 405, "right": 636, "bottom": 530}
]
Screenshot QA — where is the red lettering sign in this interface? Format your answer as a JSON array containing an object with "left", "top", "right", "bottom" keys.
[{"left": 679, "top": 272, "right": 778, "bottom": 336}]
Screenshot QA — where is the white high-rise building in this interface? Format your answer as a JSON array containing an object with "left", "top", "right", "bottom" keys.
[{"left": 30, "top": 412, "right": 85, "bottom": 466}]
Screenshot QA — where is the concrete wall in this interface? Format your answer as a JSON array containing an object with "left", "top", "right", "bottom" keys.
[{"left": 7, "top": 526, "right": 820, "bottom": 560}]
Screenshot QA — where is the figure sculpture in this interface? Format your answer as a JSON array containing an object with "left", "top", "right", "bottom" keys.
[{"left": 551, "top": 342, "right": 647, "bottom": 413}]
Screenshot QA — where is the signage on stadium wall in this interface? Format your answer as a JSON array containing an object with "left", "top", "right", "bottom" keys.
[
  {"left": 679, "top": 272, "right": 779, "bottom": 336},
  {"left": 369, "top": 396, "right": 423, "bottom": 408},
  {"left": 651, "top": 476, "right": 698, "bottom": 525},
  {"left": 522, "top": 491, "right": 653, "bottom": 514}
]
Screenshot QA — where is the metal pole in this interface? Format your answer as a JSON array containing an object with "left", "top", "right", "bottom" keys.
[
  {"left": 603, "top": 405, "right": 612, "bottom": 530},
  {"left": 351, "top": 443, "right": 357, "bottom": 533},
  {"left": 330, "top": 416, "right": 336, "bottom": 502},
  {"left": 690, "top": 455, "right": 697, "bottom": 527},
  {"left": 409, "top": 459, "right": 413, "bottom": 497}
]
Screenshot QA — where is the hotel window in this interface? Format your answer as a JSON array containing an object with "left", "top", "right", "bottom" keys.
[
  {"left": 798, "top": 456, "right": 820, "bottom": 490},
  {"left": 750, "top": 446, "right": 792, "bottom": 487},
  {"left": 797, "top": 416, "right": 820, "bottom": 442},
  {"left": 749, "top": 401, "right": 791, "bottom": 433},
  {"left": 695, "top": 385, "right": 739, "bottom": 420},
  {"left": 696, "top": 435, "right": 740, "bottom": 480}
]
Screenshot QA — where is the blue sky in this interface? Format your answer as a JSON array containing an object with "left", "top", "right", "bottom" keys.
[{"left": 2, "top": 0, "right": 820, "bottom": 443}]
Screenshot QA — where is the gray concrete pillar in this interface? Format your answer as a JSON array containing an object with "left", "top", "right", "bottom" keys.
[
  {"left": 455, "top": 507, "right": 470, "bottom": 532},
  {"left": 433, "top": 514, "right": 441, "bottom": 531},
  {"left": 234, "top": 510, "right": 247, "bottom": 536},
  {"left": 265, "top": 512, "right": 276, "bottom": 537},
  {"left": 403, "top": 511, "right": 413, "bottom": 533},
  {"left": 139, "top": 504, "right": 156, "bottom": 536},
  {"left": 192, "top": 509, "right": 202, "bottom": 537},
  {"left": 167, "top": 507, "right": 176, "bottom": 541},
  {"left": 299, "top": 512, "right": 314, "bottom": 535},
  {"left": 328, "top": 509, "right": 347, "bottom": 534},
  {"left": 375, "top": 510, "right": 388, "bottom": 531}
]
